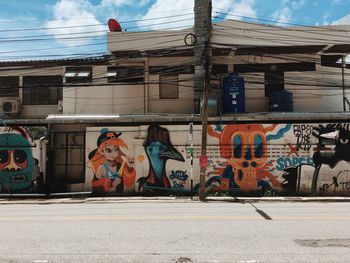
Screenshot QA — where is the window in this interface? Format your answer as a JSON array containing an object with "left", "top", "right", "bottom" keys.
[
  {"left": 50, "top": 132, "right": 85, "bottom": 184},
  {"left": 64, "top": 67, "right": 92, "bottom": 83},
  {"left": 0, "top": 76, "right": 19, "bottom": 97},
  {"left": 159, "top": 75, "right": 179, "bottom": 99},
  {"left": 107, "top": 66, "right": 144, "bottom": 83},
  {"left": 150, "top": 65, "right": 194, "bottom": 75},
  {"left": 212, "top": 64, "right": 228, "bottom": 76},
  {"left": 265, "top": 71, "right": 284, "bottom": 97},
  {"left": 23, "top": 75, "right": 63, "bottom": 105}
]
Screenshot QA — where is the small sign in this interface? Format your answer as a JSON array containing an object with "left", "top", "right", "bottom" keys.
[
  {"left": 199, "top": 156, "right": 208, "bottom": 168},
  {"left": 189, "top": 122, "right": 193, "bottom": 142}
]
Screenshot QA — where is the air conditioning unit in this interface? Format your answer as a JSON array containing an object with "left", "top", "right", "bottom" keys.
[
  {"left": 57, "top": 100, "right": 63, "bottom": 113},
  {"left": 1, "top": 98, "right": 21, "bottom": 115}
]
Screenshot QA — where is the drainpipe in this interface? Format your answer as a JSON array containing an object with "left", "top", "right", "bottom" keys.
[
  {"left": 144, "top": 58, "right": 149, "bottom": 113},
  {"left": 342, "top": 56, "right": 346, "bottom": 111},
  {"left": 39, "top": 136, "right": 47, "bottom": 184}
]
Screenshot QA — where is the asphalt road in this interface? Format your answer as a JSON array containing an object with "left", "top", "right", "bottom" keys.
[{"left": 0, "top": 200, "right": 349, "bottom": 263}]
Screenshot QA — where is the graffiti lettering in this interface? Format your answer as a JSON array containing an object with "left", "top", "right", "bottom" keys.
[
  {"left": 293, "top": 124, "right": 312, "bottom": 151},
  {"left": 276, "top": 157, "right": 313, "bottom": 171},
  {"left": 0, "top": 127, "right": 14, "bottom": 133},
  {"left": 321, "top": 182, "right": 350, "bottom": 193},
  {"left": 321, "top": 184, "right": 330, "bottom": 193},
  {"left": 169, "top": 170, "right": 188, "bottom": 180},
  {"left": 172, "top": 181, "right": 185, "bottom": 189},
  {"left": 340, "top": 182, "right": 350, "bottom": 191}
]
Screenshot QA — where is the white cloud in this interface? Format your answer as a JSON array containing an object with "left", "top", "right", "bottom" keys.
[
  {"left": 291, "top": 0, "right": 305, "bottom": 9},
  {"left": 137, "top": 0, "right": 257, "bottom": 31},
  {"left": 101, "top": 0, "right": 130, "bottom": 6},
  {"left": 332, "top": 0, "right": 344, "bottom": 4},
  {"left": 102, "top": 0, "right": 126, "bottom": 5},
  {"left": 332, "top": 13, "right": 350, "bottom": 25},
  {"left": 136, "top": 0, "right": 194, "bottom": 31},
  {"left": 45, "top": 0, "right": 105, "bottom": 47},
  {"left": 0, "top": 17, "right": 66, "bottom": 60},
  {"left": 271, "top": 0, "right": 305, "bottom": 24},
  {"left": 101, "top": 0, "right": 149, "bottom": 7},
  {"left": 139, "top": 0, "right": 151, "bottom": 6},
  {"left": 223, "top": 0, "right": 257, "bottom": 19},
  {"left": 271, "top": 7, "right": 292, "bottom": 23}
]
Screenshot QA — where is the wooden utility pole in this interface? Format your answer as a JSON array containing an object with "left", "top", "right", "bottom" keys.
[
  {"left": 194, "top": 0, "right": 212, "bottom": 201},
  {"left": 342, "top": 56, "right": 346, "bottom": 111}
]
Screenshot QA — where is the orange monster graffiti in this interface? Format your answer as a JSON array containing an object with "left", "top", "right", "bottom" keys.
[{"left": 208, "top": 124, "right": 282, "bottom": 192}]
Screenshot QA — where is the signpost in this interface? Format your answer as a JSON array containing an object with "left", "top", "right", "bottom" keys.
[{"left": 189, "top": 122, "right": 194, "bottom": 198}]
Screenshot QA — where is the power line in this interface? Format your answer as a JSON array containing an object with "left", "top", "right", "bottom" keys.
[
  {"left": 213, "top": 8, "right": 350, "bottom": 31},
  {"left": 0, "top": 8, "right": 194, "bottom": 25},
  {"left": 0, "top": 17, "right": 196, "bottom": 44},
  {"left": 0, "top": 12, "right": 195, "bottom": 33}
]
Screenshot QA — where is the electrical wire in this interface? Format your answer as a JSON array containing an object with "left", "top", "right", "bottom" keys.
[
  {"left": 213, "top": 8, "right": 350, "bottom": 32},
  {"left": 0, "top": 12, "right": 348, "bottom": 101},
  {"left": 0, "top": 12, "right": 195, "bottom": 33}
]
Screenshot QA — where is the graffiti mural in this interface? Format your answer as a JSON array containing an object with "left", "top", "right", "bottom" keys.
[
  {"left": 205, "top": 124, "right": 290, "bottom": 193},
  {"left": 283, "top": 123, "right": 350, "bottom": 195},
  {"left": 170, "top": 170, "right": 188, "bottom": 190},
  {"left": 137, "top": 125, "right": 185, "bottom": 193},
  {"left": 87, "top": 128, "right": 136, "bottom": 194},
  {"left": 0, "top": 126, "right": 44, "bottom": 193},
  {"left": 83, "top": 122, "right": 350, "bottom": 196},
  {"left": 293, "top": 124, "right": 313, "bottom": 151}
]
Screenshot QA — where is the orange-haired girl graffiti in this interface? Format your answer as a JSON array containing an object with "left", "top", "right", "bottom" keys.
[{"left": 88, "top": 128, "right": 136, "bottom": 193}]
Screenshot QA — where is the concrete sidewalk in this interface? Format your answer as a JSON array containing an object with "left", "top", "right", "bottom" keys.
[{"left": 1, "top": 196, "right": 350, "bottom": 205}]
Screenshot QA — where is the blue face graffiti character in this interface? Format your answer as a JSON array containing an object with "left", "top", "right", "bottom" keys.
[{"left": 0, "top": 131, "right": 34, "bottom": 192}]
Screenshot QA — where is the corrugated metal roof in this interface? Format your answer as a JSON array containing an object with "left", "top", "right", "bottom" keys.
[
  {"left": 0, "top": 55, "right": 109, "bottom": 67},
  {"left": 45, "top": 112, "right": 350, "bottom": 124},
  {"left": 2, "top": 112, "right": 350, "bottom": 125}
]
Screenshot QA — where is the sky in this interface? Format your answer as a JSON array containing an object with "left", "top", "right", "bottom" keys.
[{"left": 0, "top": 0, "right": 350, "bottom": 61}]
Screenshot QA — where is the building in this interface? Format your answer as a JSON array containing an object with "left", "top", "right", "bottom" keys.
[{"left": 0, "top": 19, "right": 349, "bottom": 196}]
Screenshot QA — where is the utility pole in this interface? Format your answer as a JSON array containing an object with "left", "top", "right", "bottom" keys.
[
  {"left": 342, "top": 56, "right": 346, "bottom": 111},
  {"left": 194, "top": 0, "right": 212, "bottom": 201}
]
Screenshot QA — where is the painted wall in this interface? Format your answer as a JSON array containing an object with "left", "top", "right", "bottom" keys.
[
  {"left": 0, "top": 126, "right": 46, "bottom": 193},
  {"left": 85, "top": 122, "right": 350, "bottom": 196}
]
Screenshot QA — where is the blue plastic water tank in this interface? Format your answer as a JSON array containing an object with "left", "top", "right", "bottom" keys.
[
  {"left": 269, "top": 90, "right": 293, "bottom": 112},
  {"left": 223, "top": 73, "right": 245, "bottom": 113}
]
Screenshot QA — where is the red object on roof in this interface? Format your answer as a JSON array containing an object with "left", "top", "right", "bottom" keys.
[{"left": 108, "top": 18, "right": 122, "bottom": 32}]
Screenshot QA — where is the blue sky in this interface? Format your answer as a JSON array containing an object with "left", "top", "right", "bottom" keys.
[{"left": 0, "top": 0, "right": 349, "bottom": 61}]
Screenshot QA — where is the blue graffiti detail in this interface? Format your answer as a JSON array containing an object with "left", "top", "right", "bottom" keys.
[
  {"left": 267, "top": 124, "right": 292, "bottom": 141},
  {"left": 169, "top": 170, "right": 188, "bottom": 180},
  {"left": 214, "top": 124, "right": 222, "bottom": 132},
  {"left": 172, "top": 181, "right": 185, "bottom": 189},
  {"left": 276, "top": 157, "right": 314, "bottom": 171}
]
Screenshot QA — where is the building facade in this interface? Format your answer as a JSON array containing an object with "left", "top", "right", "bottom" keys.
[{"left": 0, "top": 20, "right": 349, "bottom": 196}]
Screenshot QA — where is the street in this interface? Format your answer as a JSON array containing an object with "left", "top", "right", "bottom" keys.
[{"left": 0, "top": 200, "right": 349, "bottom": 263}]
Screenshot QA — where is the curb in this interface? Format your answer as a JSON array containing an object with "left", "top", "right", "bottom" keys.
[
  {"left": 0, "top": 196, "right": 350, "bottom": 205},
  {"left": 205, "top": 196, "right": 350, "bottom": 202}
]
